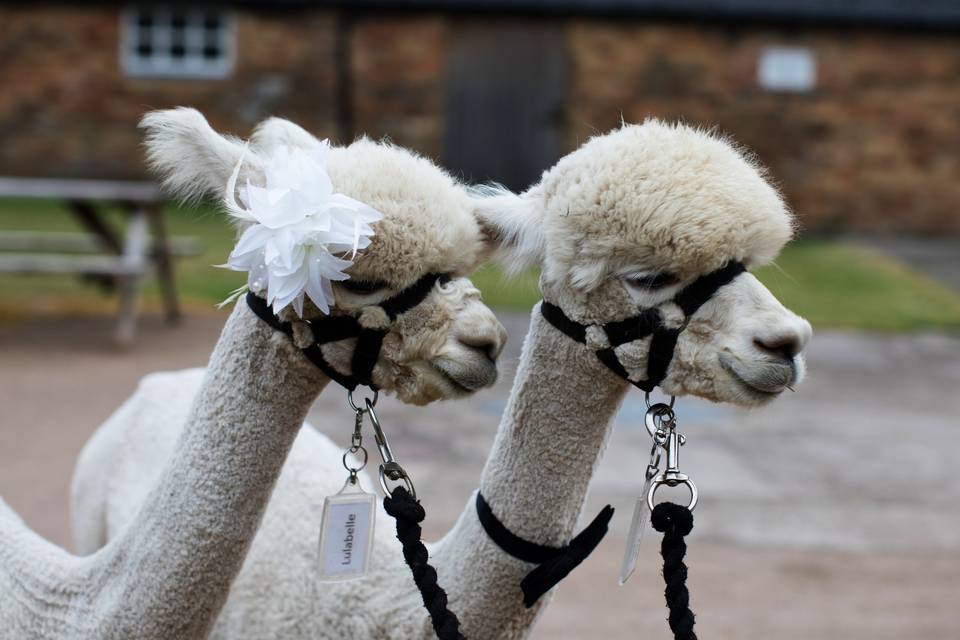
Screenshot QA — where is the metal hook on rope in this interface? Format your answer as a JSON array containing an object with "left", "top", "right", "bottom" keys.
[
  {"left": 363, "top": 398, "right": 417, "bottom": 499},
  {"left": 643, "top": 400, "right": 697, "bottom": 512}
]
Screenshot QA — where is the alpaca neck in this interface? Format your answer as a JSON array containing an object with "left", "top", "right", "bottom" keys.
[
  {"left": 0, "top": 499, "right": 90, "bottom": 636},
  {"left": 428, "top": 303, "right": 629, "bottom": 637},
  {"left": 477, "top": 306, "right": 627, "bottom": 543},
  {"left": 93, "top": 301, "right": 329, "bottom": 637}
]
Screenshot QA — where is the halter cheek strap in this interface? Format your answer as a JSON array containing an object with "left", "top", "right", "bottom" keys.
[
  {"left": 246, "top": 272, "right": 449, "bottom": 391},
  {"left": 542, "top": 261, "right": 746, "bottom": 392}
]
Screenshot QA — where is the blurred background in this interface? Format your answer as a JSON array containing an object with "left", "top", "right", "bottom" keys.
[{"left": 1, "top": 2, "right": 958, "bottom": 639}]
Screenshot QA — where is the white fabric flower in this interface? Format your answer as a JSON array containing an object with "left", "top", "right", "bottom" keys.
[{"left": 222, "top": 143, "right": 382, "bottom": 316}]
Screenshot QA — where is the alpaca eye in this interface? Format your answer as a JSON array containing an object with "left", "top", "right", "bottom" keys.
[
  {"left": 622, "top": 272, "right": 678, "bottom": 290},
  {"left": 339, "top": 279, "right": 388, "bottom": 295}
]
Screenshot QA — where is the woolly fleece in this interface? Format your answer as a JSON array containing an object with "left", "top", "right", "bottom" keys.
[{"left": 72, "top": 120, "right": 812, "bottom": 640}]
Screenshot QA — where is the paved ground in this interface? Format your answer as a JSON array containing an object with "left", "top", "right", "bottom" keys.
[
  {"left": 856, "top": 236, "right": 960, "bottom": 293},
  {"left": 2, "top": 308, "right": 959, "bottom": 639}
]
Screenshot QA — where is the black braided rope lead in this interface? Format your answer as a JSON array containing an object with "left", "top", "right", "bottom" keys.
[
  {"left": 650, "top": 502, "right": 698, "bottom": 640},
  {"left": 382, "top": 487, "right": 465, "bottom": 640}
]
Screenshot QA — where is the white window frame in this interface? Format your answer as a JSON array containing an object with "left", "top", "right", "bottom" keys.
[
  {"left": 120, "top": 6, "right": 235, "bottom": 79},
  {"left": 757, "top": 46, "right": 817, "bottom": 93}
]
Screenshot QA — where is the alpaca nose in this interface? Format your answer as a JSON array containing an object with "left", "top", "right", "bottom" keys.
[
  {"left": 753, "top": 318, "right": 811, "bottom": 361},
  {"left": 457, "top": 327, "right": 506, "bottom": 363}
]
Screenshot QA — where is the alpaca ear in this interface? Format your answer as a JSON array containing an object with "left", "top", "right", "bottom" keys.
[
  {"left": 472, "top": 186, "right": 546, "bottom": 273},
  {"left": 250, "top": 117, "right": 324, "bottom": 154},
  {"left": 140, "top": 107, "right": 257, "bottom": 202}
]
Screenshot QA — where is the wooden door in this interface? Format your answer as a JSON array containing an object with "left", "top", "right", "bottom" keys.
[{"left": 445, "top": 23, "right": 567, "bottom": 191}]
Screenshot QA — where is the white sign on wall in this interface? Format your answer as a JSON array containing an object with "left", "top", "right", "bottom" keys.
[{"left": 758, "top": 47, "right": 817, "bottom": 92}]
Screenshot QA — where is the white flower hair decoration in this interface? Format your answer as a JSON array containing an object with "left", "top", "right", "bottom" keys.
[{"left": 222, "top": 142, "right": 383, "bottom": 317}]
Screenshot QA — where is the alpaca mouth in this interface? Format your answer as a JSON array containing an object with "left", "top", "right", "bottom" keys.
[
  {"left": 431, "top": 359, "right": 495, "bottom": 394},
  {"left": 430, "top": 363, "right": 477, "bottom": 395},
  {"left": 718, "top": 353, "right": 793, "bottom": 400}
]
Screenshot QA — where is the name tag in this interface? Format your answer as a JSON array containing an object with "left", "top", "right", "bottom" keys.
[{"left": 317, "top": 483, "right": 376, "bottom": 581}]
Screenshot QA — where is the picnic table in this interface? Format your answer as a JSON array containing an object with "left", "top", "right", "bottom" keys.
[{"left": 0, "top": 177, "right": 200, "bottom": 344}]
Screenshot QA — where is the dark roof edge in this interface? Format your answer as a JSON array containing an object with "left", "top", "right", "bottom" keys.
[{"left": 75, "top": 1, "right": 960, "bottom": 31}]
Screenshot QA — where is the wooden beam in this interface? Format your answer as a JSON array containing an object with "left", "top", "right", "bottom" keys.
[
  {"left": 0, "top": 177, "right": 161, "bottom": 202},
  {"left": 67, "top": 200, "right": 124, "bottom": 254},
  {"left": 0, "top": 231, "right": 201, "bottom": 256},
  {"left": 0, "top": 254, "right": 145, "bottom": 276}
]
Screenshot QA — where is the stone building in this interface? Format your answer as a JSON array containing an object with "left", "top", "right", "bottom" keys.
[{"left": 1, "top": 1, "right": 958, "bottom": 232}]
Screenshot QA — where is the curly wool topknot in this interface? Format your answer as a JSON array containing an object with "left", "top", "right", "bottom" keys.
[{"left": 474, "top": 119, "right": 793, "bottom": 294}]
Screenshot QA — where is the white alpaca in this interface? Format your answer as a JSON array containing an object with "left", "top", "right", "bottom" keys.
[
  {"left": 73, "top": 120, "right": 812, "bottom": 639},
  {"left": 0, "top": 108, "right": 509, "bottom": 640}
]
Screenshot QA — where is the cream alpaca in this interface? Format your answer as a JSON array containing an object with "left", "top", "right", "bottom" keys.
[
  {"left": 73, "top": 120, "right": 811, "bottom": 639},
  {"left": 0, "top": 108, "right": 508, "bottom": 639}
]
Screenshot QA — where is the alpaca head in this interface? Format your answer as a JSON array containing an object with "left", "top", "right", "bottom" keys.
[
  {"left": 141, "top": 108, "right": 506, "bottom": 405},
  {"left": 477, "top": 120, "right": 811, "bottom": 407}
]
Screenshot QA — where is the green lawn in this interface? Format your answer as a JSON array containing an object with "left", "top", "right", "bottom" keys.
[{"left": 1, "top": 198, "right": 959, "bottom": 332}]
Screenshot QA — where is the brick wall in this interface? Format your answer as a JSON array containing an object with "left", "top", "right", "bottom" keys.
[
  {"left": 0, "top": 6, "right": 339, "bottom": 179},
  {"left": 351, "top": 15, "right": 449, "bottom": 159},
  {"left": 568, "top": 21, "right": 960, "bottom": 233},
  {"left": 1, "top": 6, "right": 958, "bottom": 233}
]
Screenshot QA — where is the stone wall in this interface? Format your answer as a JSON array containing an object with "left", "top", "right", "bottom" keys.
[
  {"left": 567, "top": 21, "right": 960, "bottom": 233},
  {"left": 351, "top": 15, "right": 449, "bottom": 159},
  {"left": 0, "top": 6, "right": 339, "bottom": 179},
  {"left": 1, "top": 6, "right": 958, "bottom": 233}
]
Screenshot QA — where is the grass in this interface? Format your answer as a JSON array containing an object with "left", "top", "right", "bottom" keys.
[
  {"left": 1, "top": 197, "right": 959, "bottom": 332},
  {"left": 754, "top": 241, "right": 960, "bottom": 332}
]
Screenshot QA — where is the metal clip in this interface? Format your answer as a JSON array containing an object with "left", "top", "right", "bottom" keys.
[
  {"left": 644, "top": 405, "right": 697, "bottom": 512},
  {"left": 365, "top": 399, "right": 416, "bottom": 499},
  {"left": 347, "top": 387, "right": 379, "bottom": 413}
]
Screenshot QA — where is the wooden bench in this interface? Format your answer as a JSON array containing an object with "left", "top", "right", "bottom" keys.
[{"left": 0, "top": 177, "right": 200, "bottom": 344}]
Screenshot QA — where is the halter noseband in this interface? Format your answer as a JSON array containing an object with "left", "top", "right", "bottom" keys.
[
  {"left": 246, "top": 272, "right": 450, "bottom": 391},
  {"left": 541, "top": 261, "right": 746, "bottom": 392}
]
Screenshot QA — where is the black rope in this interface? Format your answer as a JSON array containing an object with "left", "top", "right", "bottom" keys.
[
  {"left": 650, "top": 502, "right": 698, "bottom": 640},
  {"left": 383, "top": 487, "right": 465, "bottom": 640},
  {"left": 475, "top": 492, "right": 614, "bottom": 608}
]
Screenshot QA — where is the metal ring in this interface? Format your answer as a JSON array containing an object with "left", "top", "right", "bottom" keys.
[
  {"left": 347, "top": 387, "right": 379, "bottom": 413},
  {"left": 379, "top": 465, "right": 416, "bottom": 500},
  {"left": 646, "top": 475, "right": 698, "bottom": 512},
  {"left": 644, "top": 403, "right": 676, "bottom": 438},
  {"left": 342, "top": 446, "right": 368, "bottom": 473},
  {"left": 644, "top": 391, "right": 676, "bottom": 410}
]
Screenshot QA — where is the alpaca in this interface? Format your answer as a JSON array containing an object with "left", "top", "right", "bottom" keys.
[
  {"left": 0, "top": 108, "right": 509, "bottom": 640},
  {"left": 73, "top": 119, "right": 812, "bottom": 639}
]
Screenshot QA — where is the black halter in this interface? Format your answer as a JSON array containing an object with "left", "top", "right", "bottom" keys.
[
  {"left": 246, "top": 272, "right": 450, "bottom": 391},
  {"left": 542, "top": 261, "right": 746, "bottom": 392}
]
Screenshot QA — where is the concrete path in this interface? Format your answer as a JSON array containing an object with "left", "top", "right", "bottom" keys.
[
  {"left": 2, "top": 309, "right": 959, "bottom": 639},
  {"left": 857, "top": 236, "right": 960, "bottom": 293}
]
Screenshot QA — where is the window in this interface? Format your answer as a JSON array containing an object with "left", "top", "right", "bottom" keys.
[
  {"left": 121, "top": 7, "right": 234, "bottom": 79},
  {"left": 757, "top": 47, "right": 816, "bottom": 93}
]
